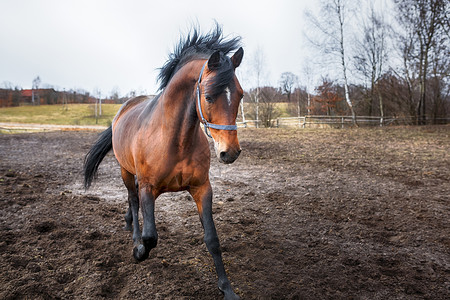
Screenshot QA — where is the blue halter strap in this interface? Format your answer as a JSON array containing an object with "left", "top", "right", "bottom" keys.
[{"left": 196, "top": 62, "right": 238, "bottom": 138}]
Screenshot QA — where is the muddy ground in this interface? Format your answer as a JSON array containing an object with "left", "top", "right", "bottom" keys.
[{"left": 0, "top": 126, "right": 449, "bottom": 299}]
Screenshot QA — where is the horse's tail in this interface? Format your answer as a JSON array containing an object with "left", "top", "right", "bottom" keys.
[{"left": 83, "top": 126, "right": 113, "bottom": 189}]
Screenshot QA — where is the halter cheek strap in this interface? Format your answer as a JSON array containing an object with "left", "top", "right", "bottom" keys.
[{"left": 196, "top": 62, "right": 238, "bottom": 138}]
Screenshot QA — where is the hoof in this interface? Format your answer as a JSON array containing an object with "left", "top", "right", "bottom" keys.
[
  {"left": 123, "top": 224, "right": 132, "bottom": 231},
  {"left": 222, "top": 290, "right": 240, "bottom": 300},
  {"left": 133, "top": 244, "right": 149, "bottom": 262},
  {"left": 219, "top": 283, "right": 239, "bottom": 300},
  {"left": 142, "top": 235, "right": 158, "bottom": 250}
]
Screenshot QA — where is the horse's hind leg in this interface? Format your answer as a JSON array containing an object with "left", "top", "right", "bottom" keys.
[
  {"left": 123, "top": 177, "right": 139, "bottom": 231},
  {"left": 121, "top": 167, "right": 141, "bottom": 245},
  {"left": 124, "top": 207, "right": 132, "bottom": 231}
]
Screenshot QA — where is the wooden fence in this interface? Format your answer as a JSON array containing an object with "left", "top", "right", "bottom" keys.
[{"left": 237, "top": 116, "right": 450, "bottom": 128}]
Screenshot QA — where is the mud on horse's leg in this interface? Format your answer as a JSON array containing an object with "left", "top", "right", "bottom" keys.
[
  {"left": 133, "top": 185, "right": 158, "bottom": 262},
  {"left": 190, "top": 183, "right": 239, "bottom": 300}
]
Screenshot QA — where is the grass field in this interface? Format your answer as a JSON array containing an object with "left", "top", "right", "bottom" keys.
[
  {"left": 0, "top": 104, "right": 122, "bottom": 127},
  {"left": 0, "top": 102, "right": 297, "bottom": 128}
]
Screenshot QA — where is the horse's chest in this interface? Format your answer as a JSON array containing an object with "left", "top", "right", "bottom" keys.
[
  {"left": 153, "top": 157, "right": 208, "bottom": 192},
  {"left": 161, "top": 171, "right": 191, "bottom": 192},
  {"left": 130, "top": 137, "right": 210, "bottom": 192}
]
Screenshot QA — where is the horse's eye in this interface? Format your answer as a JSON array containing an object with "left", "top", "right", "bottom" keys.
[{"left": 205, "top": 95, "right": 213, "bottom": 103}]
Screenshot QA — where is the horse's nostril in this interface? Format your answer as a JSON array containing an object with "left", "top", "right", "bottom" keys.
[{"left": 220, "top": 151, "right": 227, "bottom": 160}]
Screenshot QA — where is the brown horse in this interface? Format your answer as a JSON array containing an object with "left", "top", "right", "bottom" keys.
[{"left": 83, "top": 26, "right": 243, "bottom": 299}]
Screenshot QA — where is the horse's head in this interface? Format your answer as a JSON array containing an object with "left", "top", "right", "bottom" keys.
[{"left": 196, "top": 47, "right": 244, "bottom": 164}]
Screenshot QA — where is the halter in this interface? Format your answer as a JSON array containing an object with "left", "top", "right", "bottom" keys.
[{"left": 196, "top": 62, "right": 238, "bottom": 138}]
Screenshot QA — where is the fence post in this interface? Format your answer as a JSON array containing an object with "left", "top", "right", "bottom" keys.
[{"left": 341, "top": 117, "right": 344, "bottom": 129}]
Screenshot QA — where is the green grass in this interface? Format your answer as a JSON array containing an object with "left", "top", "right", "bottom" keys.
[
  {"left": 0, "top": 104, "right": 122, "bottom": 126},
  {"left": 238, "top": 102, "right": 293, "bottom": 120},
  {"left": 0, "top": 102, "right": 294, "bottom": 127}
]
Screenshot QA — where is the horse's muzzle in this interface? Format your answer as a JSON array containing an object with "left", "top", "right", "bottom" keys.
[{"left": 219, "top": 149, "right": 241, "bottom": 164}]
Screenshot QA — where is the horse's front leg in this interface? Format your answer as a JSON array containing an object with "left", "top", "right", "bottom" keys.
[
  {"left": 133, "top": 184, "right": 158, "bottom": 261},
  {"left": 190, "top": 182, "right": 239, "bottom": 300}
]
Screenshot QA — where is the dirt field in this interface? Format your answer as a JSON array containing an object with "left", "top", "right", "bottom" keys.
[{"left": 1, "top": 126, "right": 449, "bottom": 299}]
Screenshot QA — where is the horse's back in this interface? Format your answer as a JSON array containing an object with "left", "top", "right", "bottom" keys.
[
  {"left": 113, "top": 95, "right": 149, "bottom": 124},
  {"left": 112, "top": 95, "right": 157, "bottom": 174}
]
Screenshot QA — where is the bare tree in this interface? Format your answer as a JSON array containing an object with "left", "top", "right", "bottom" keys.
[
  {"left": 32, "top": 76, "right": 41, "bottom": 90},
  {"left": 110, "top": 86, "right": 120, "bottom": 103},
  {"left": 354, "top": 3, "right": 389, "bottom": 124},
  {"left": 301, "top": 62, "right": 315, "bottom": 116},
  {"left": 394, "top": 15, "right": 418, "bottom": 120},
  {"left": 32, "top": 76, "right": 41, "bottom": 105},
  {"left": 395, "top": 0, "right": 448, "bottom": 124},
  {"left": 429, "top": 37, "right": 450, "bottom": 123},
  {"left": 235, "top": 68, "right": 247, "bottom": 127},
  {"left": 306, "top": 0, "right": 358, "bottom": 125},
  {"left": 258, "top": 86, "right": 282, "bottom": 127},
  {"left": 251, "top": 46, "right": 266, "bottom": 128},
  {"left": 279, "top": 72, "right": 298, "bottom": 103},
  {"left": 92, "top": 88, "right": 101, "bottom": 123}
]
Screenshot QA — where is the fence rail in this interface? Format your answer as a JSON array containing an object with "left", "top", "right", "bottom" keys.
[{"left": 237, "top": 116, "right": 450, "bottom": 128}]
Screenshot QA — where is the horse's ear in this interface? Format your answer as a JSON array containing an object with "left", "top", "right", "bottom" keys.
[
  {"left": 231, "top": 47, "right": 244, "bottom": 69},
  {"left": 208, "top": 51, "right": 222, "bottom": 70}
]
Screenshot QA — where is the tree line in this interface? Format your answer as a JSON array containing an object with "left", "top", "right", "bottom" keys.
[
  {"left": 242, "top": 0, "right": 449, "bottom": 126},
  {"left": 0, "top": 77, "right": 133, "bottom": 107}
]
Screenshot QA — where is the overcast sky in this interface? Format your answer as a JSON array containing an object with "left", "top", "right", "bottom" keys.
[{"left": 0, "top": 0, "right": 316, "bottom": 96}]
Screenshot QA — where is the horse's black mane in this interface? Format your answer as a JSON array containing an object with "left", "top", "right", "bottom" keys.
[{"left": 157, "top": 24, "right": 241, "bottom": 95}]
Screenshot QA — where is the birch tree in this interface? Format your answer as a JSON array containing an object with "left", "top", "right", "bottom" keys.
[
  {"left": 306, "top": 0, "right": 358, "bottom": 125},
  {"left": 251, "top": 46, "right": 266, "bottom": 128},
  {"left": 32, "top": 76, "right": 41, "bottom": 105},
  {"left": 302, "top": 62, "right": 314, "bottom": 116},
  {"left": 235, "top": 68, "right": 247, "bottom": 126}
]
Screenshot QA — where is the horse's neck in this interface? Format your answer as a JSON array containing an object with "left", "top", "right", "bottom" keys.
[{"left": 159, "top": 61, "right": 203, "bottom": 143}]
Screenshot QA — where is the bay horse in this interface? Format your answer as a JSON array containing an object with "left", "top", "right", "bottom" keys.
[{"left": 83, "top": 26, "right": 243, "bottom": 299}]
